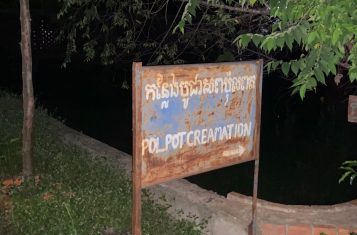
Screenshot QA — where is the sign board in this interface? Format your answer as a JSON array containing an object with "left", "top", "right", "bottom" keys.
[
  {"left": 133, "top": 61, "right": 263, "bottom": 187},
  {"left": 348, "top": 95, "right": 357, "bottom": 123}
]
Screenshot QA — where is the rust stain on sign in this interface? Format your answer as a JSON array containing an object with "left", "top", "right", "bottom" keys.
[
  {"left": 348, "top": 95, "right": 357, "bottom": 123},
  {"left": 133, "top": 61, "right": 263, "bottom": 187}
]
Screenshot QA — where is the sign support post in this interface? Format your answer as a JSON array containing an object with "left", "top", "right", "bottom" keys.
[
  {"left": 132, "top": 62, "right": 143, "bottom": 235},
  {"left": 251, "top": 159, "right": 259, "bottom": 235},
  {"left": 250, "top": 59, "right": 263, "bottom": 235}
]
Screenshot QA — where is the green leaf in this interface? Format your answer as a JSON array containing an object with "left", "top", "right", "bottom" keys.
[
  {"left": 291, "top": 61, "right": 299, "bottom": 75},
  {"left": 337, "top": 43, "right": 345, "bottom": 54},
  {"left": 349, "top": 66, "right": 357, "bottom": 81},
  {"left": 188, "top": 2, "right": 197, "bottom": 16},
  {"left": 238, "top": 34, "right": 251, "bottom": 48},
  {"left": 249, "top": 0, "right": 257, "bottom": 5},
  {"left": 299, "top": 83, "right": 307, "bottom": 100},
  {"left": 314, "top": 67, "right": 326, "bottom": 85},
  {"left": 266, "top": 61, "right": 272, "bottom": 74},
  {"left": 285, "top": 33, "right": 294, "bottom": 51},
  {"left": 178, "top": 20, "right": 185, "bottom": 34},
  {"left": 276, "top": 35, "right": 285, "bottom": 49},
  {"left": 292, "top": 26, "right": 302, "bottom": 45},
  {"left": 271, "top": 61, "right": 280, "bottom": 70},
  {"left": 265, "top": 61, "right": 280, "bottom": 74},
  {"left": 307, "top": 31, "right": 318, "bottom": 45},
  {"left": 332, "top": 28, "right": 341, "bottom": 45},
  {"left": 173, "top": 20, "right": 185, "bottom": 34},
  {"left": 327, "top": 62, "right": 337, "bottom": 75},
  {"left": 267, "top": 39, "right": 275, "bottom": 52},
  {"left": 339, "top": 171, "right": 353, "bottom": 184},
  {"left": 9, "top": 137, "right": 19, "bottom": 143},
  {"left": 291, "top": 86, "right": 300, "bottom": 95},
  {"left": 261, "top": 37, "right": 275, "bottom": 52},
  {"left": 271, "top": 3, "right": 281, "bottom": 17},
  {"left": 298, "top": 24, "right": 307, "bottom": 38},
  {"left": 281, "top": 62, "right": 290, "bottom": 76},
  {"left": 306, "top": 50, "right": 318, "bottom": 67},
  {"left": 319, "top": 60, "right": 330, "bottom": 75},
  {"left": 306, "top": 77, "right": 317, "bottom": 89},
  {"left": 348, "top": 52, "right": 356, "bottom": 61},
  {"left": 186, "top": 14, "right": 192, "bottom": 24},
  {"left": 340, "top": 166, "right": 355, "bottom": 171},
  {"left": 252, "top": 34, "right": 263, "bottom": 47},
  {"left": 291, "top": 78, "right": 306, "bottom": 87},
  {"left": 350, "top": 173, "right": 357, "bottom": 185},
  {"left": 342, "top": 160, "right": 357, "bottom": 166},
  {"left": 298, "top": 59, "right": 306, "bottom": 70}
]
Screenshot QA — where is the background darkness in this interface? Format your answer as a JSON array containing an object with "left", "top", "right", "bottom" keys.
[{"left": 0, "top": 2, "right": 356, "bottom": 205}]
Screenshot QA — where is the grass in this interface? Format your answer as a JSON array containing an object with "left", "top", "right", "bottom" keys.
[{"left": 0, "top": 91, "right": 204, "bottom": 235}]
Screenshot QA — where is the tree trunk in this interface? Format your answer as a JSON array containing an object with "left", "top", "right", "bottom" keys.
[{"left": 20, "top": 0, "right": 34, "bottom": 177}]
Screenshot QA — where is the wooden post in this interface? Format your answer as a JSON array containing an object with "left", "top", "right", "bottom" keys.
[
  {"left": 250, "top": 59, "right": 263, "bottom": 235},
  {"left": 132, "top": 169, "right": 142, "bottom": 235},
  {"left": 20, "top": 0, "right": 35, "bottom": 177},
  {"left": 132, "top": 62, "right": 143, "bottom": 235}
]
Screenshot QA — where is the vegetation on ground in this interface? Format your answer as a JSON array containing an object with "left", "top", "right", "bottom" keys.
[
  {"left": 0, "top": 91, "right": 204, "bottom": 235},
  {"left": 339, "top": 160, "right": 357, "bottom": 185}
]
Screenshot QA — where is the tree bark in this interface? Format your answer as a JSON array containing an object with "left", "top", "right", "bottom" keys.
[{"left": 20, "top": 0, "right": 34, "bottom": 177}]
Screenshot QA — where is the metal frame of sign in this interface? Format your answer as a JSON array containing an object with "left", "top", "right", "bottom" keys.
[{"left": 132, "top": 60, "right": 263, "bottom": 235}]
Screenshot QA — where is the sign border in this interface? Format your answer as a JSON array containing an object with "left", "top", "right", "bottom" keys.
[
  {"left": 132, "top": 62, "right": 143, "bottom": 235},
  {"left": 137, "top": 60, "right": 263, "bottom": 187}
]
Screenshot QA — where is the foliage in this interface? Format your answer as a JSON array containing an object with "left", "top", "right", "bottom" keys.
[
  {"left": 339, "top": 160, "right": 357, "bottom": 185},
  {"left": 57, "top": 0, "right": 272, "bottom": 66},
  {"left": 0, "top": 92, "right": 204, "bottom": 235},
  {"left": 174, "top": 0, "right": 200, "bottom": 34},
  {"left": 58, "top": 0, "right": 357, "bottom": 98},
  {"left": 57, "top": 0, "right": 195, "bottom": 66},
  {"left": 178, "top": 0, "right": 357, "bottom": 99},
  {"left": 57, "top": 0, "right": 150, "bottom": 65}
]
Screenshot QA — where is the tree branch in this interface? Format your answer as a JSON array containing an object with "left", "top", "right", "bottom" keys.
[
  {"left": 198, "top": 1, "right": 269, "bottom": 15},
  {"left": 338, "top": 62, "right": 350, "bottom": 69}
]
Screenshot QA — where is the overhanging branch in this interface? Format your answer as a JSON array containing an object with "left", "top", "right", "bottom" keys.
[{"left": 198, "top": 1, "right": 270, "bottom": 15}]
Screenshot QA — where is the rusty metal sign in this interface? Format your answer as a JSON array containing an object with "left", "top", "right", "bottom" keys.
[
  {"left": 133, "top": 61, "right": 263, "bottom": 187},
  {"left": 348, "top": 95, "right": 357, "bottom": 123},
  {"left": 132, "top": 61, "right": 263, "bottom": 235}
]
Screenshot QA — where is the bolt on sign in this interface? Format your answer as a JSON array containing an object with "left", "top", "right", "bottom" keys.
[
  {"left": 132, "top": 60, "right": 263, "bottom": 235},
  {"left": 348, "top": 95, "right": 357, "bottom": 123}
]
